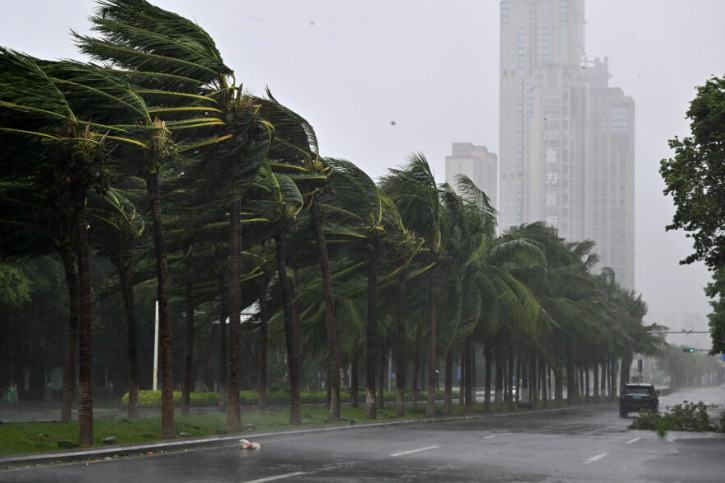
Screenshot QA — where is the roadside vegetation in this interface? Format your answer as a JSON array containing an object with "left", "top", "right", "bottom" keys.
[{"left": 629, "top": 401, "right": 724, "bottom": 433}]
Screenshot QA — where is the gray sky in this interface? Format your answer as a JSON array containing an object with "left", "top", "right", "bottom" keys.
[{"left": 2, "top": 0, "right": 724, "bottom": 331}]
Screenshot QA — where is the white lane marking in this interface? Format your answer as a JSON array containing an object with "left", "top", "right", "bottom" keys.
[
  {"left": 244, "top": 472, "right": 308, "bottom": 483},
  {"left": 389, "top": 445, "right": 441, "bottom": 457},
  {"left": 583, "top": 453, "right": 609, "bottom": 464},
  {"left": 483, "top": 435, "right": 497, "bottom": 439},
  {"left": 625, "top": 437, "right": 642, "bottom": 445}
]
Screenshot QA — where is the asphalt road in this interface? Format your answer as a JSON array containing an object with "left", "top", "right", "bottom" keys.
[{"left": 2, "top": 386, "right": 725, "bottom": 482}]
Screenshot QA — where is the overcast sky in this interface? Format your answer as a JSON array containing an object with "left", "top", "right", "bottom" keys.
[{"left": 2, "top": 0, "right": 724, "bottom": 333}]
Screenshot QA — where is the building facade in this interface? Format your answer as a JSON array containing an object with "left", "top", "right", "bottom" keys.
[
  {"left": 498, "top": 0, "right": 635, "bottom": 288},
  {"left": 445, "top": 143, "right": 498, "bottom": 206}
]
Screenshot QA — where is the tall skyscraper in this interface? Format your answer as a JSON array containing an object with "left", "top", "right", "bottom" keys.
[
  {"left": 498, "top": 0, "right": 635, "bottom": 288},
  {"left": 585, "top": 58, "right": 635, "bottom": 288},
  {"left": 445, "top": 143, "right": 498, "bottom": 205}
]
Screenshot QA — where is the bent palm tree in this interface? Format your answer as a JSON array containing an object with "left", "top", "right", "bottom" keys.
[
  {"left": 0, "top": 49, "right": 149, "bottom": 445},
  {"left": 76, "top": 0, "right": 244, "bottom": 437}
]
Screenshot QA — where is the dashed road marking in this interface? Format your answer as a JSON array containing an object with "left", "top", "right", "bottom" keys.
[
  {"left": 244, "top": 472, "right": 308, "bottom": 482},
  {"left": 390, "top": 445, "right": 441, "bottom": 457},
  {"left": 625, "top": 437, "right": 642, "bottom": 445},
  {"left": 583, "top": 453, "right": 609, "bottom": 464}
]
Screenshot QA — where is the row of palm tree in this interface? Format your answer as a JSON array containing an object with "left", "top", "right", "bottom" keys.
[{"left": 0, "top": 0, "right": 661, "bottom": 446}]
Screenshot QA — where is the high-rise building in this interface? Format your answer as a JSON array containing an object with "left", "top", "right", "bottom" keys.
[
  {"left": 585, "top": 58, "right": 635, "bottom": 288},
  {"left": 445, "top": 143, "right": 498, "bottom": 205},
  {"left": 498, "top": 0, "right": 635, "bottom": 288}
]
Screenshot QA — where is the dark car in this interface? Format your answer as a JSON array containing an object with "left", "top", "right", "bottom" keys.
[{"left": 619, "top": 383, "right": 659, "bottom": 417}]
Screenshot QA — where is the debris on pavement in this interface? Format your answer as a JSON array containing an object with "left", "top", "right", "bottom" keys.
[{"left": 240, "top": 438, "right": 261, "bottom": 450}]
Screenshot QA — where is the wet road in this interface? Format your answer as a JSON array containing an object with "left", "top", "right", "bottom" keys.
[{"left": 3, "top": 385, "right": 725, "bottom": 482}]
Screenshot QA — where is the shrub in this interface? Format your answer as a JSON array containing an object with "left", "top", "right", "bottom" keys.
[
  {"left": 189, "top": 392, "right": 219, "bottom": 407},
  {"left": 665, "top": 401, "right": 713, "bottom": 432},
  {"left": 630, "top": 401, "right": 715, "bottom": 432},
  {"left": 239, "top": 391, "right": 258, "bottom": 405},
  {"left": 628, "top": 408, "right": 661, "bottom": 430},
  {"left": 718, "top": 410, "right": 725, "bottom": 432},
  {"left": 122, "top": 390, "right": 218, "bottom": 408}
]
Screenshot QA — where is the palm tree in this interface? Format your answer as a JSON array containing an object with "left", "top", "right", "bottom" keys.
[
  {"left": 88, "top": 187, "right": 145, "bottom": 417},
  {"left": 76, "top": 0, "right": 248, "bottom": 437},
  {"left": 0, "top": 48, "right": 151, "bottom": 445},
  {"left": 243, "top": 163, "right": 306, "bottom": 424},
  {"left": 322, "top": 158, "right": 406, "bottom": 419},
  {"left": 380, "top": 154, "right": 447, "bottom": 417},
  {"left": 255, "top": 94, "right": 344, "bottom": 421}
]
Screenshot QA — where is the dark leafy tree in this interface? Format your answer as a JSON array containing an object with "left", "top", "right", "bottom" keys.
[{"left": 660, "top": 75, "right": 725, "bottom": 353}]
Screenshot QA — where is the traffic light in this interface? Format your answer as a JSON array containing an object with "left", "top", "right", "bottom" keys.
[{"left": 682, "top": 348, "right": 695, "bottom": 353}]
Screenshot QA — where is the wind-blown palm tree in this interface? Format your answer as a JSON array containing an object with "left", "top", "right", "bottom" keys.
[
  {"left": 88, "top": 187, "right": 145, "bottom": 417},
  {"left": 321, "top": 158, "right": 404, "bottom": 419},
  {"left": 0, "top": 48, "right": 150, "bottom": 445},
  {"left": 380, "top": 153, "right": 447, "bottom": 417},
  {"left": 76, "top": 0, "right": 252, "bottom": 436}
]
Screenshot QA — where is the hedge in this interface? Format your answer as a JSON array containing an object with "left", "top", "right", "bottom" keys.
[{"left": 122, "top": 389, "right": 457, "bottom": 408}]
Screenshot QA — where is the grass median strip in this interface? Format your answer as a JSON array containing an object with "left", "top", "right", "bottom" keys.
[{"left": 0, "top": 404, "right": 451, "bottom": 456}]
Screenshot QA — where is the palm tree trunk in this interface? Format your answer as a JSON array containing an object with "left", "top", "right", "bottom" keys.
[
  {"left": 593, "top": 359, "right": 600, "bottom": 401},
  {"left": 118, "top": 258, "right": 139, "bottom": 418},
  {"left": 471, "top": 348, "right": 477, "bottom": 406},
  {"left": 566, "top": 345, "right": 577, "bottom": 405},
  {"left": 257, "top": 279, "right": 269, "bottom": 411},
  {"left": 365, "top": 241, "right": 378, "bottom": 420},
  {"left": 426, "top": 279, "right": 437, "bottom": 417},
  {"left": 464, "top": 339, "right": 473, "bottom": 414},
  {"left": 217, "top": 273, "right": 228, "bottom": 412},
  {"left": 554, "top": 365, "right": 564, "bottom": 403},
  {"left": 181, "top": 249, "right": 194, "bottom": 416},
  {"left": 483, "top": 344, "right": 492, "bottom": 412},
  {"left": 395, "top": 272, "right": 407, "bottom": 418},
  {"left": 620, "top": 355, "right": 631, "bottom": 391},
  {"left": 310, "top": 200, "right": 341, "bottom": 421},
  {"left": 539, "top": 355, "right": 548, "bottom": 406},
  {"left": 351, "top": 355, "right": 359, "bottom": 408},
  {"left": 275, "top": 232, "right": 301, "bottom": 425},
  {"left": 529, "top": 355, "right": 537, "bottom": 406},
  {"left": 506, "top": 353, "right": 515, "bottom": 411},
  {"left": 74, "top": 186, "right": 93, "bottom": 446},
  {"left": 376, "top": 349, "right": 385, "bottom": 409},
  {"left": 226, "top": 200, "right": 242, "bottom": 432},
  {"left": 146, "top": 173, "right": 174, "bottom": 439},
  {"left": 411, "top": 337, "right": 420, "bottom": 406},
  {"left": 444, "top": 348, "right": 453, "bottom": 414},
  {"left": 495, "top": 355, "right": 504, "bottom": 410},
  {"left": 60, "top": 248, "right": 78, "bottom": 423}
]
